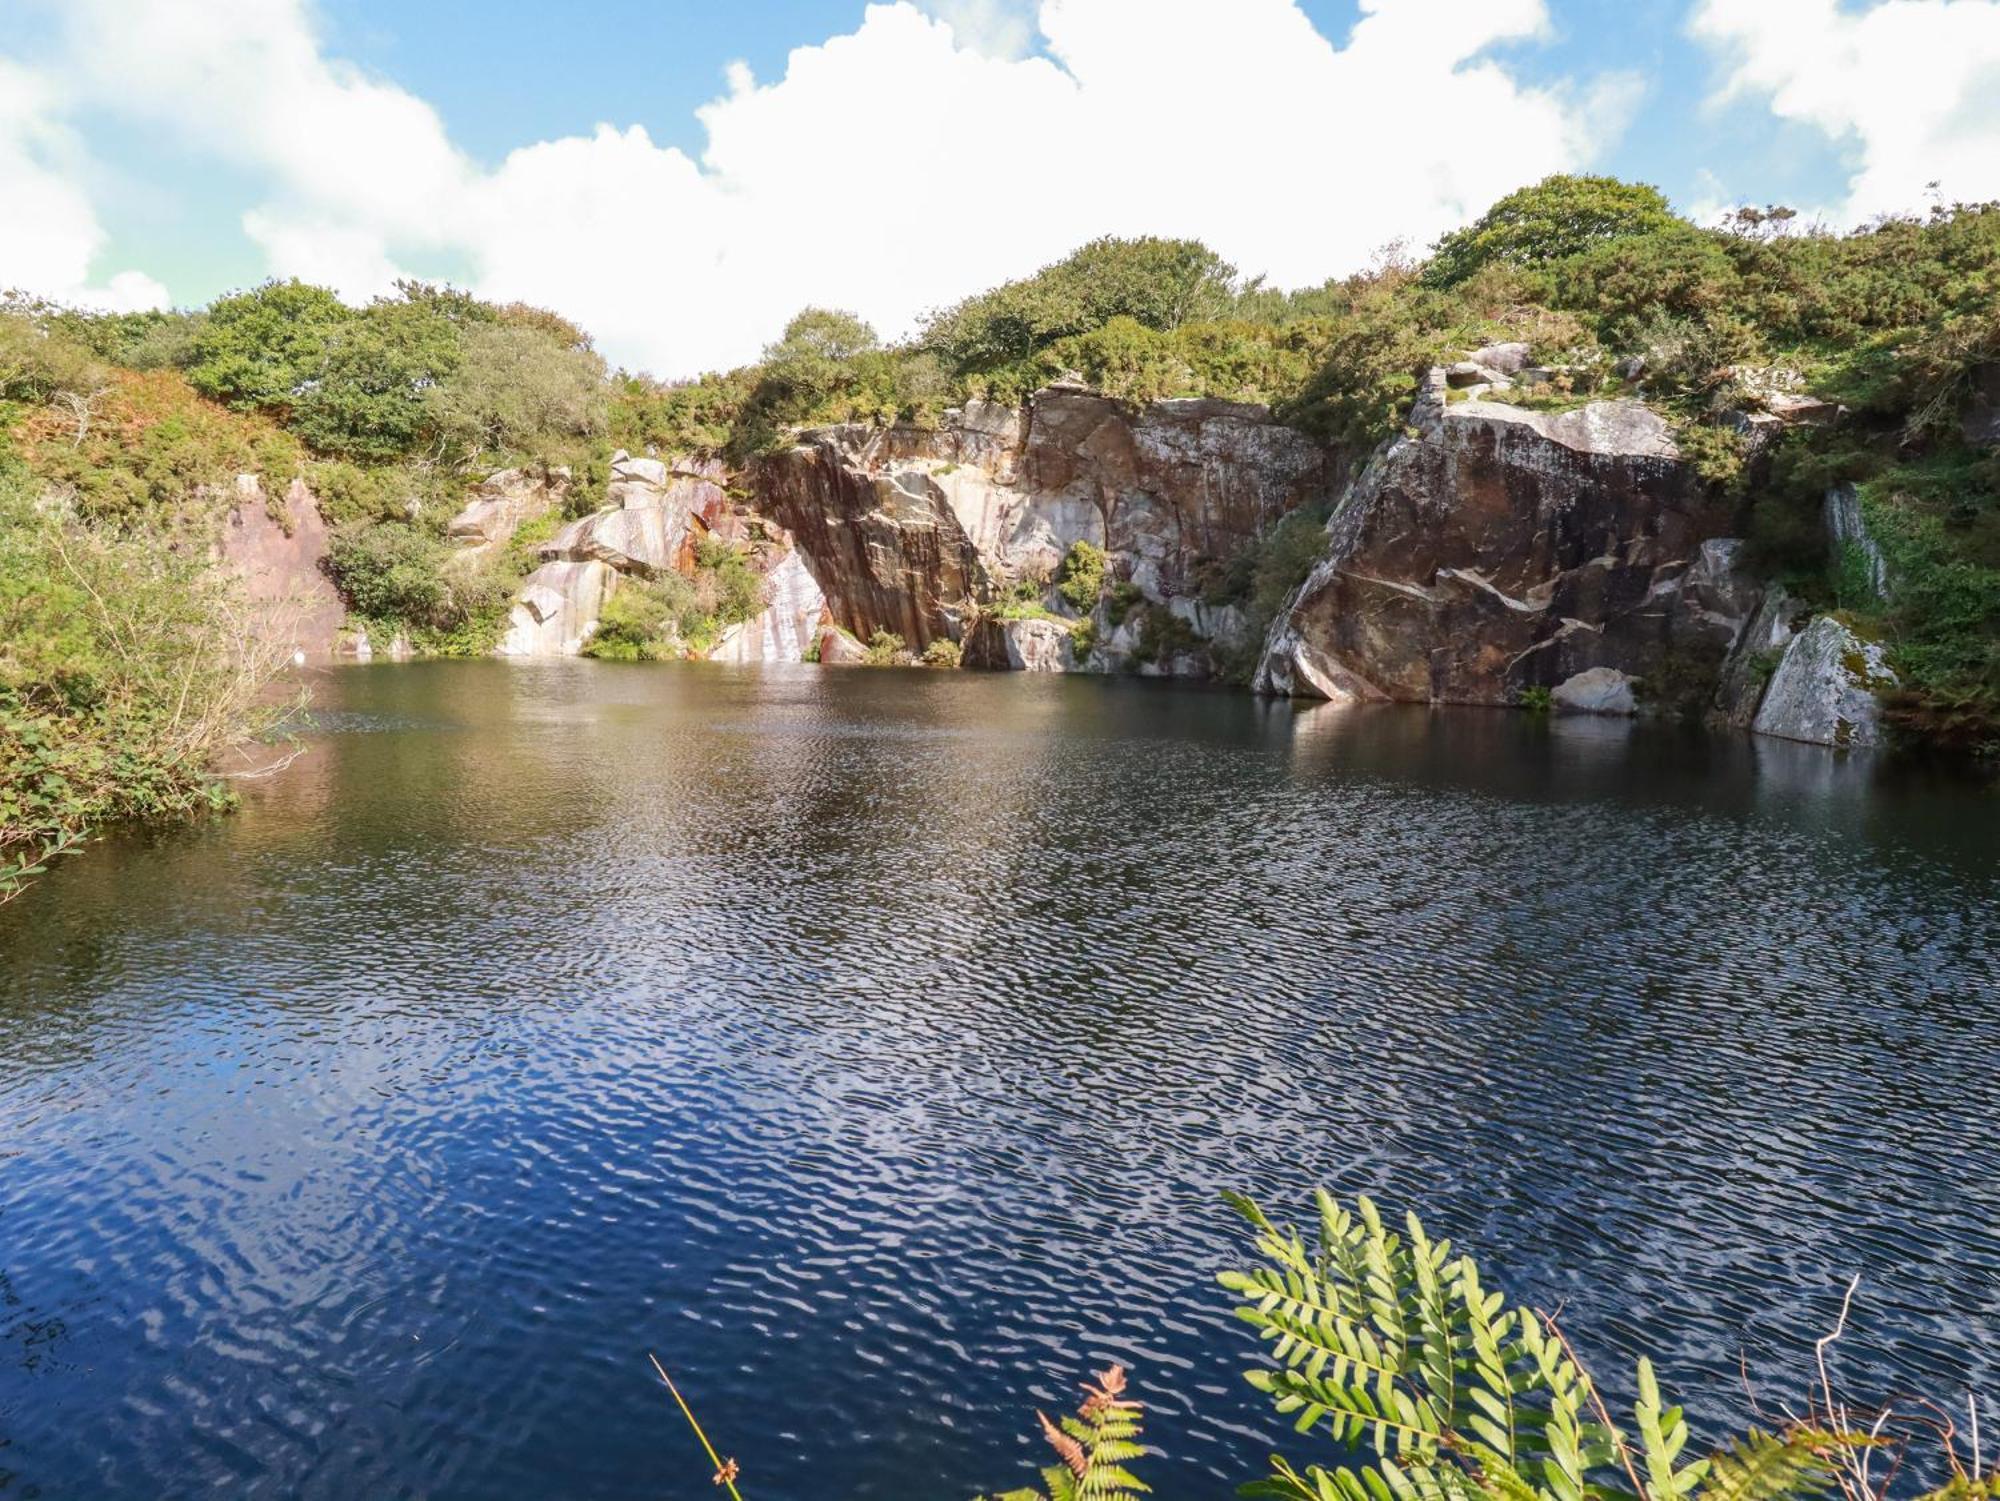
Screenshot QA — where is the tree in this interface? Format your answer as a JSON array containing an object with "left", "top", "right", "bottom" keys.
[
  {"left": 425, "top": 320, "right": 608, "bottom": 461},
  {"left": 289, "top": 295, "right": 465, "bottom": 461},
  {"left": 921, "top": 237, "right": 1239, "bottom": 373},
  {"left": 185, "top": 280, "right": 351, "bottom": 414},
  {"left": 1426, "top": 176, "right": 1692, "bottom": 286}
]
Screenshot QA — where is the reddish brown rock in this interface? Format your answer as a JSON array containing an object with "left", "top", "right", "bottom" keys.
[
  {"left": 218, "top": 475, "right": 346, "bottom": 662},
  {"left": 1255, "top": 399, "right": 1746, "bottom": 707}
]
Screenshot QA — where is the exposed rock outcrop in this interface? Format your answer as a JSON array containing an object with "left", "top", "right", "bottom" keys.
[
  {"left": 1752, "top": 616, "right": 1896, "bottom": 749},
  {"left": 446, "top": 467, "right": 567, "bottom": 561},
  {"left": 498, "top": 560, "right": 617, "bottom": 658},
  {"left": 963, "top": 615, "right": 1077, "bottom": 672},
  {"left": 1254, "top": 398, "right": 1740, "bottom": 707},
  {"left": 754, "top": 430, "right": 985, "bottom": 649},
  {"left": 490, "top": 450, "right": 827, "bottom": 661},
  {"left": 1823, "top": 483, "right": 1886, "bottom": 598},
  {"left": 754, "top": 388, "right": 1339, "bottom": 666},
  {"left": 218, "top": 474, "right": 345, "bottom": 661}
]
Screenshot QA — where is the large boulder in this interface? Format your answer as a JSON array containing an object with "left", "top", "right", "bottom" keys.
[
  {"left": 1552, "top": 666, "right": 1637, "bottom": 715},
  {"left": 1253, "top": 398, "right": 1735, "bottom": 706},
  {"left": 540, "top": 504, "right": 689, "bottom": 577},
  {"left": 1751, "top": 615, "right": 1896, "bottom": 749},
  {"left": 447, "top": 467, "right": 567, "bottom": 559}
]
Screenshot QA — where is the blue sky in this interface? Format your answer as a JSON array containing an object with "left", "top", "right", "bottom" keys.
[{"left": 3, "top": 0, "right": 1995, "bottom": 375}]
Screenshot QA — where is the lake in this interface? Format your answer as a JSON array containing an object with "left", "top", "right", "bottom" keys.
[{"left": 2, "top": 661, "right": 1996, "bottom": 1499}]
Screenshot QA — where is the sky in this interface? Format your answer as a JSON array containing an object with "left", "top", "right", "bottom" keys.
[{"left": 3, "top": 0, "right": 2000, "bottom": 379}]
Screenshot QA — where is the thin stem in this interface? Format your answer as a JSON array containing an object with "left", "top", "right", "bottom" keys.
[{"left": 647, "top": 1353, "right": 745, "bottom": 1501}]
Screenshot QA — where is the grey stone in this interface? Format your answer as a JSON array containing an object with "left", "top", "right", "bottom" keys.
[
  {"left": 1752, "top": 615, "right": 1896, "bottom": 749},
  {"left": 1552, "top": 666, "right": 1637, "bottom": 715}
]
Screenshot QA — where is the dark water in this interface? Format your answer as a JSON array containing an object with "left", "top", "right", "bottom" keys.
[{"left": 2, "top": 662, "right": 1996, "bottom": 1501}]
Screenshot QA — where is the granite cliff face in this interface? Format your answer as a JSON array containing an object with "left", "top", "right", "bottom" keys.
[
  {"left": 753, "top": 385, "right": 1338, "bottom": 670},
  {"left": 1248, "top": 374, "right": 1897, "bottom": 747},
  {"left": 216, "top": 474, "right": 346, "bottom": 662},
  {"left": 489, "top": 452, "right": 823, "bottom": 662},
  {"left": 462, "top": 366, "right": 1896, "bottom": 750},
  {"left": 1253, "top": 396, "right": 1746, "bottom": 706}
]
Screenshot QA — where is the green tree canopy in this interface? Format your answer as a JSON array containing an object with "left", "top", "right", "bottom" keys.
[
  {"left": 288, "top": 294, "right": 467, "bottom": 462},
  {"left": 185, "top": 279, "right": 351, "bottom": 413},
  {"left": 1425, "top": 175, "right": 1692, "bottom": 286},
  {"left": 921, "top": 236, "right": 1240, "bottom": 373}
]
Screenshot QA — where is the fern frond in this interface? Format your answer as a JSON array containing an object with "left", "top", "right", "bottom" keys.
[
  {"left": 1635, "top": 1358, "right": 1709, "bottom": 1501},
  {"left": 1225, "top": 1192, "right": 1646, "bottom": 1501},
  {"left": 1700, "top": 1428, "right": 1841, "bottom": 1501}
]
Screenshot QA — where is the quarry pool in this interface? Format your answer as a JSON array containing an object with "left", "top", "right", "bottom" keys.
[{"left": 2, "top": 661, "right": 1996, "bottom": 1499}]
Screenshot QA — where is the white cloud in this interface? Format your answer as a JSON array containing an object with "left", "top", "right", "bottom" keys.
[
  {"left": 1691, "top": 0, "right": 2000, "bottom": 224},
  {"left": 5, "top": 0, "right": 1629, "bottom": 374},
  {"left": 0, "top": 58, "right": 167, "bottom": 309}
]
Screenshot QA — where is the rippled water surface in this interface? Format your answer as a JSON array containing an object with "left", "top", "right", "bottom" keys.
[{"left": 3, "top": 662, "right": 1997, "bottom": 1500}]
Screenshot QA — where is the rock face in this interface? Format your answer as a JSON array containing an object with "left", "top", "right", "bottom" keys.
[
  {"left": 1254, "top": 399, "right": 1740, "bottom": 706},
  {"left": 1752, "top": 616, "right": 1897, "bottom": 749},
  {"left": 708, "top": 550, "right": 827, "bottom": 665},
  {"left": 753, "top": 430, "right": 986, "bottom": 649},
  {"left": 490, "top": 450, "right": 827, "bottom": 661},
  {"left": 218, "top": 474, "right": 346, "bottom": 661},
  {"left": 963, "top": 615, "right": 1077, "bottom": 672},
  {"left": 1712, "top": 585, "right": 1798, "bottom": 728},
  {"left": 1823, "top": 483, "right": 1886, "bottom": 598},
  {"left": 498, "top": 560, "right": 617, "bottom": 658},
  {"left": 753, "top": 388, "right": 1339, "bottom": 666},
  {"left": 446, "top": 467, "right": 567, "bottom": 561}
]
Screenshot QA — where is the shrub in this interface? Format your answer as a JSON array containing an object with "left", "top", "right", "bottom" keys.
[
  {"left": 324, "top": 522, "right": 457, "bottom": 628},
  {"left": 427, "top": 320, "right": 608, "bottom": 462},
  {"left": 1056, "top": 540, "right": 1108, "bottom": 612},
  {"left": 922, "top": 236, "right": 1238, "bottom": 374},
  {"left": 864, "top": 629, "right": 907, "bottom": 665},
  {"left": 584, "top": 573, "right": 700, "bottom": 661},
  {"left": 921, "top": 637, "right": 962, "bottom": 668},
  {"left": 289, "top": 295, "right": 465, "bottom": 462},
  {"left": 1, "top": 476, "right": 303, "bottom": 903}
]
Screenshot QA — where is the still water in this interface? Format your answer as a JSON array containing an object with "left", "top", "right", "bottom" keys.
[{"left": 2, "top": 662, "right": 1996, "bottom": 1500}]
